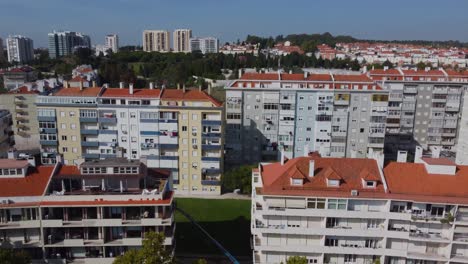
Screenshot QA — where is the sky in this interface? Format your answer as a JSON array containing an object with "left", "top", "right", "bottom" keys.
[{"left": 0, "top": 0, "right": 467, "bottom": 48}]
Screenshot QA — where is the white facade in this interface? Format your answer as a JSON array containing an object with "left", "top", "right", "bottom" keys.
[
  {"left": 105, "top": 34, "right": 119, "bottom": 53},
  {"left": 190, "top": 37, "right": 219, "bottom": 54},
  {"left": 6, "top": 35, "right": 34, "bottom": 64},
  {"left": 173, "top": 29, "right": 192, "bottom": 53},
  {"left": 143, "top": 30, "right": 170, "bottom": 52}
]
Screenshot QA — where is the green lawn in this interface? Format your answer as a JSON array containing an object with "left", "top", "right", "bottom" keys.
[{"left": 174, "top": 198, "right": 251, "bottom": 258}]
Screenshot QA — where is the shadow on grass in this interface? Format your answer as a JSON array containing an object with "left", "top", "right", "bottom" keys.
[{"left": 175, "top": 216, "right": 251, "bottom": 258}]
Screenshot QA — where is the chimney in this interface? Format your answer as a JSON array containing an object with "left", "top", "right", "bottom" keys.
[
  {"left": 92, "top": 80, "right": 97, "bottom": 87},
  {"left": 280, "top": 150, "right": 285, "bottom": 166},
  {"left": 303, "top": 145, "right": 309, "bottom": 157},
  {"left": 63, "top": 80, "right": 68, "bottom": 88},
  {"left": 238, "top": 69, "right": 243, "bottom": 78},
  {"left": 103, "top": 83, "right": 109, "bottom": 88},
  {"left": 289, "top": 70, "right": 292, "bottom": 74},
  {"left": 415, "top": 146, "right": 423, "bottom": 163},
  {"left": 7, "top": 148, "right": 17, "bottom": 159},
  {"left": 119, "top": 82, "right": 124, "bottom": 89},
  {"left": 431, "top": 146, "right": 441, "bottom": 158},
  {"left": 198, "top": 84, "right": 202, "bottom": 91},
  {"left": 383, "top": 66, "right": 389, "bottom": 71},
  {"left": 183, "top": 84, "right": 186, "bottom": 93},
  {"left": 149, "top": 82, "right": 154, "bottom": 90},
  {"left": 27, "top": 156, "right": 36, "bottom": 167},
  {"left": 304, "top": 71, "right": 309, "bottom": 79},
  {"left": 79, "top": 81, "right": 83, "bottom": 91},
  {"left": 308, "top": 160, "right": 315, "bottom": 177},
  {"left": 397, "top": 150, "right": 408, "bottom": 163},
  {"left": 362, "top": 66, "right": 368, "bottom": 73},
  {"left": 425, "top": 67, "right": 430, "bottom": 72},
  {"left": 129, "top": 83, "right": 134, "bottom": 95},
  {"left": 177, "top": 83, "right": 180, "bottom": 90},
  {"left": 208, "top": 83, "right": 212, "bottom": 95}
]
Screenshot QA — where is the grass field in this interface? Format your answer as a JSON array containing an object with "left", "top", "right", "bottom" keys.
[{"left": 174, "top": 198, "right": 251, "bottom": 258}]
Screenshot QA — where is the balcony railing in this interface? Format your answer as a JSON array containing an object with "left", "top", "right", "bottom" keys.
[
  {"left": 82, "top": 153, "right": 100, "bottom": 159},
  {"left": 201, "top": 180, "right": 221, "bottom": 186},
  {"left": 81, "top": 141, "right": 99, "bottom": 147},
  {"left": 80, "top": 129, "right": 99, "bottom": 135},
  {"left": 79, "top": 117, "right": 98, "bottom": 123},
  {"left": 201, "top": 156, "right": 221, "bottom": 161},
  {"left": 40, "top": 140, "right": 58, "bottom": 146},
  {"left": 202, "top": 120, "right": 222, "bottom": 126},
  {"left": 202, "top": 144, "right": 222, "bottom": 150}
]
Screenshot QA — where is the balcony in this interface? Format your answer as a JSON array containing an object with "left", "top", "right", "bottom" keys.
[
  {"left": 100, "top": 154, "right": 116, "bottom": 159},
  {"left": 202, "top": 132, "right": 222, "bottom": 138},
  {"left": 40, "top": 128, "right": 57, "bottom": 134},
  {"left": 203, "top": 168, "right": 221, "bottom": 174},
  {"left": 80, "top": 129, "right": 99, "bottom": 135},
  {"left": 98, "top": 117, "right": 117, "bottom": 123},
  {"left": 99, "top": 130, "right": 118, "bottom": 135},
  {"left": 79, "top": 117, "right": 98, "bottom": 123},
  {"left": 202, "top": 144, "right": 222, "bottom": 150},
  {"left": 141, "top": 143, "right": 158, "bottom": 150},
  {"left": 159, "top": 143, "right": 178, "bottom": 148},
  {"left": 40, "top": 140, "right": 58, "bottom": 146},
  {"left": 201, "top": 156, "right": 221, "bottom": 161},
  {"left": 158, "top": 119, "right": 177, "bottom": 123},
  {"left": 38, "top": 116, "right": 56, "bottom": 122},
  {"left": 173, "top": 179, "right": 179, "bottom": 185},
  {"left": 82, "top": 153, "right": 100, "bottom": 159},
  {"left": 201, "top": 180, "right": 221, "bottom": 186},
  {"left": 202, "top": 120, "right": 222, "bottom": 126},
  {"left": 81, "top": 141, "right": 99, "bottom": 147},
  {"left": 334, "top": 100, "right": 349, "bottom": 106},
  {"left": 409, "top": 230, "right": 450, "bottom": 242}
]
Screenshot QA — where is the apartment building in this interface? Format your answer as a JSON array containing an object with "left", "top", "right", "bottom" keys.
[
  {"left": 0, "top": 156, "right": 174, "bottom": 263},
  {"left": 251, "top": 150, "right": 468, "bottom": 264},
  {"left": 0, "top": 37, "right": 3, "bottom": 60},
  {"left": 0, "top": 86, "right": 41, "bottom": 150},
  {"left": 6, "top": 35, "right": 34, "bottom": 64},
  {"left": 0, "top": 110, "right": 13, "bottom": 156},
  {"left": 190, "top": 37, "right": 219, "bottom": 54},
  {"left": 367, "top": 68, "right": 468, "bottom": 161},
  {"left": 143, "top": 30, "right": 170, "bottom": 52},
  {"left": 105, "top": 34, "right": 119, "bottom": 53},
  {"left": 173, "top": 29, "right": 192, "bottom": 53},
  {"left": 0, "top": 66, "right": 37, "bottom": 90},
  {"left": 225, "top": 72, "right": 388, "bottom": 165},
  {"left": 36, "top": 84, "right": 224, "bottom": 194},
  {"left": 48, "top": 31, "right": 91, "bottom": 59}
]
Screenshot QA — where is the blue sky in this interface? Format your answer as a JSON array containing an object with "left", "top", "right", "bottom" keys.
[{"left": 1, "top": 0, "right": 467, "bottom": 47}]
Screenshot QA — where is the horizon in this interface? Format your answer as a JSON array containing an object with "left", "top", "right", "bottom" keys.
[{"left": 1, "top": 0, "right": 467, "bottom": 48}]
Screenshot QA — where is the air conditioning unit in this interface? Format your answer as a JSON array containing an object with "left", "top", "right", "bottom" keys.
[
  {"left": 351, "top": 190, "right": 359, "bottom": 196},
  {"left": 192, "top": 132, "right": 197, "bottom": 136}
]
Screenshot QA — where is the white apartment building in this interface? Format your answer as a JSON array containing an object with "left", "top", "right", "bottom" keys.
[
  {"left": 252, "top": 150, "right": 468, "bottom": 264},
  {"left": 367, "top": 68, "right": 468, "bottom": 161},
  {"left": 105, "top": 34, "right": 119, "bottom": 53},
  {"left": 225, "top": 72, "right": 388, "bottom": 165},
  {"left": 0, "top": 156, "right": 175, "bottom": 263},
  {"left": 173, "top": 29, "right": 192, "bottom": 53},
  {"left": 0, "top": 37, "right": 4, "bottom": 60},
  {"left": 190, "top": 37, "right": 219, "bottom": 54},
  {"left": 143, "top": 30, "right": 170, "bottom": 52},
  {"left": 6, "top": 35, "right": 34, "bottom": 64}
]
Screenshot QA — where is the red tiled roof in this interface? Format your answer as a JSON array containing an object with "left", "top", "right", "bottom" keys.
[
  {"left": 368, "top": 69, "right": 402, "bottom": 76},
  {"left": 260, "top": 155, "right": 384, "bottom": 195},
  {"left": 240, "top": 73, "right": 278, "bottom": 80},
  {"left": 401, "top": 69, "right": 445, "bottom": 76},
  {"left": 53, "top": 87, "right": 102, "bottom": 97},
  {"left": 0, "top": 159, "right": 29, "bottom": 169},
  {"left": 384, "top": 162, "right": 468, "bottom": 198},
  {"left": 0, "top": 166, "right": 54, "bottom": 197},
  {"left": 57, "top": 165, "right": 80, "bottom": 176},
  {"left": 421, "top": 157, "right": 456, "bottom": 166},
  {"left": 161, "top": 89, "right": 222, "bottom": 107},
  {"left": 101, "top": 88, "right": 162, "bottom": 98},
  {"left": 69, "top": 76, "right": 87, "bottom": 83},
  {"left": 333, "top": 74, "right": 373, "bottom": 83},
  {"left": 6, "top": 86, "right": 40, "bottom": 95}
]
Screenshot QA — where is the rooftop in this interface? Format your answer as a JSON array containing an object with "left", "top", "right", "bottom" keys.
[
  {"left": 52, "top": 87, "right": 102, "bottom": 97},
  {"left": 101, "top": 87, "right": 162, "bottom": 98},
  {"left": 421, "top": 157, "right": 456, "bottom": 166},
  {"left": 161, "top": 89, "right": 222, "bottom": 106},
  {"left": 0, "top": 159, "right": 29, "bottom": 169},
  {"left": 81, "top": 158, "right": 141, "bottom": 167},
  {"left": 0, "top": 166, "right": 54, "bottom": 197}
]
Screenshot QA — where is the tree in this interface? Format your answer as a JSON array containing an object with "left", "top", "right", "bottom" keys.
[
  {"left": 0, "top": 249, "right": 31, "bottom": 264},
  {"left": 113, "top": 231, "right": 174, "bottom": 264},
  {"left": 285, "top": 256, "right": 308, "bottom": 264},
  {"left": 382, "top": 60, "right": 394, "bottom": 69},
  {"left": 221, "top": 164, "right": 256, "bottom": 194}
]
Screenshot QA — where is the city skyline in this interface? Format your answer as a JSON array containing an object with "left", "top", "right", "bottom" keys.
[{"left": 0, "top": 0, "right": 468, "bottom": 48}]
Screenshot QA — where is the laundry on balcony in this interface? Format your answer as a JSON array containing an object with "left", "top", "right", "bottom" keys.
[{"left": 170, "top": 131, "right": 178, "bottom": 137}]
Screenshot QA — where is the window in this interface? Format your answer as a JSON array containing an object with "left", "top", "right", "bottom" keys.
[
  {"left": 131, "top": 125, "right": 136, "bottom": 131},
  {"left": 307, "top": 198, "right": 326, "bottom": 209},
  {"left": 69, "top": 111, "right": 75, "bottom": 117},
  {"left": 131, "top": 137, "right": 137, "bottom": 142},
  {"left": 365, "top": 181, "right": 376, "bottom": 188},
  {"left": 70, "top": 123, "right": 76, "bottom": 129},
  {"left": 328, "top": 199, "right": 347, "bottom": 210},
  {"left": 365, "top": 239, "right": 378, "bottom": 249},
  {"left": 182, "top": 114, "right": 188, "bottom": 120},
  {"left": 182, "top": 162, "right": 188, "bottom": 169},
  {"left": 192, "top": 151, "right": 198, "bottom": 157},
  {"left": 61, "top": 135, "right": 67, "bottom": 141},
  {"left": 61, "top": 123, "right": 66, "bottom": 129},
  {"left": 192, "top": 138, "right": 198, "bottom": 144},
  {"left": 120, "top": 112, "right": 126, "bottom": 118},
  {"left": 192, "top": 114, "right": 198, "bottom": 120},
  {"left": 182, "top": 150, "right": 188, "bottom": 157},
  {"left": 192, "top": 174, "right": 198, "bottom": 180},
  {"left": 326, "top": 217, "right": 338, "bottom": 228},
  {"left": 325, "top": 238, "right": 338, "bottom": 247},
  {"left": 71, "top": 136, "right": 77, "bottom": 141},
  {"left": 60, "top": 111, "right": 65, "bottom": 117},
  {"left": 291, "top": 179, "right": 303, "bottom": 185},
  {"left": 192, "top": 162, "right": 198, "bottom": 168},
  {"left": 72, "top": 148, "right": 78, "bottom": 153},
  {"left": 327, "top": 179, "right": 340, "bottom": 187},
  {"left": 62, "top": 147, "right": 68, "bottom": 153},
  {"left": 121, "top": 136, "right": 127, "bottom": 142},
  {"left": 344, "top": 254, "right": 356, "bottom": 263},
  {"left": 182, "top": 126, "right": 187, "bottom": 132},
  {"left": 130, "top": 112, "right": 136, "bottom": 118},
  {"left": 182, "top": 138, "right": 188, "bottom": 145}
]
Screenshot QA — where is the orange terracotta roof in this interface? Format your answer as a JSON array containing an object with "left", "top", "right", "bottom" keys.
[
  {"left": 0, "top": 202, "right": 40, "bottom": 209},
  {"left": 53, "top": 87, "right": 102, "bottom": 97},
  {"left": 384, "top": 162, "right": 468, "bottom": 198},
  {"left": 368, "top": 69, "right": 402, "bottom": 76},
  {"left": 69, "top": 76, "right": 87, "bottom": 83},
  {"left": 0, "top": 159, "right": 29, "bottom": 169},
  {"left": 240, "top": 73, "right": 278, "bottom": 80},
  {"left": 57, "top": 165, "right": 80, "bottom": 176},
  {"left": 421, "top": 157, "right": 456, "bottom": 166},
  {"left": 0, "top": 166, "right": 54, "bottom": 197},
  {"left": 280, "top": 74, "right": 304, "bottom": 81},
  {"left": 401, "top": 69, "right": 445, "bottom": 76},
  {"left": 101, "top": 88, "right": 162, "bottom": 98},
  {"left": 161, "top": 89, "right": 222, "bottom": 107},
  {"left": 260, "top": 155, "right": 384, "bottom": 194},
  {"left": 307, "top": 74, "right": 332, "bottom": 81},
  {"left": 6, "top": 86, "right": 40, "bottom": 94},
  {"left": 333, "top": 74, "right": 373, "bottom": 83}
]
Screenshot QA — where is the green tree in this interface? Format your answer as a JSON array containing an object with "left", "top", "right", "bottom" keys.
[
  {"left": 192, "top": 259, "right": 208, "bottom": 264},
  {"left": 113, "top": 231, "right": 174, "bottom": 264},
  {"left": 285, "top": 256, "right": 308, "bottom": 264},
  {"left": 382, "top": 60, "right": 394, "bottom": 69},
  {"left": 221, "top": 164, "right": 256, "bottom": 194},
  {"left": 0, "top": 249, "right": 31, "bottom": 264}
]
